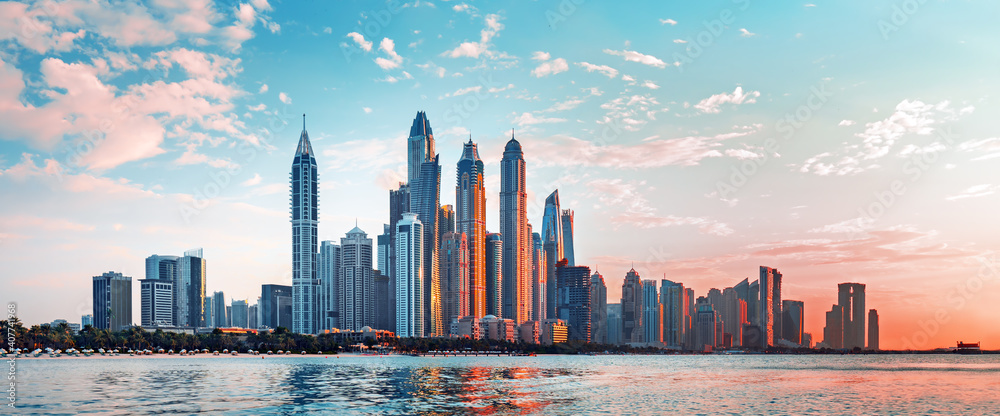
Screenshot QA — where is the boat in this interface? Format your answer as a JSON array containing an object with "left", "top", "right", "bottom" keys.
[{"left": 955, "top": 341, "right": 982, "bottom": 354}]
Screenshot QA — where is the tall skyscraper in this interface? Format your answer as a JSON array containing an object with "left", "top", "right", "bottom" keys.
[
  {"left": 414, "top": 156, "right": 442, "bottom": 336},
  {"left": 93, "top": 271, "right": 132, "bottom": 331},
  {"left": 541, "top": 190, "right": 563, "bottom": 319},
  {"left": 555, "top": 260, "right": 591, "bottom": 342},
  {"left": 721, "top": 287, "right": 747, "bottom": 347},
  {"left": 456, "top": 138, "right": 486, "bottom": 318},
  {"left": 621, "top": 268, "right": 643, "bottom": 343},
  {"left": 642, "top": 280, "right": 660, "bottom": 344},
  {"left": 377, "top": 224, "right": 390, "bottom": 274},
  {"left": 212, "top": 291, "right": 227, "bottom": 328},
  {"left": 531, "top": 231, "right": 546, "bottom": 322},
  {"left": 139, "top": 278, "right": 172, "bottom": 327},
  {"left": 407, "top": 111, "right": 435, "bottom": 184},
  {"left": 758, "top": 266, "right": 782, "bottom": 347},
  {"left": 867, "top": 309, "right": 879, "bottom": 350},
  {"left": 261, "top": 284, "right": 293, "bottom": 330},
  {"left": 560, "top": 209, "right": 575, "bottom": 266},
  {"left": 291, "top": 114, "right": 319, "bottom": 334},
  {"left": 661, "top": 279, "right": 689, "bottom": 349},
  {"left": 231, "top": 299, "right": 249, "bottom": 328},
  {"left": 387, "top": 184, "right": 410, "bottom": 331},
  {"left": 204, "top": 294, "right": 214, "bottom": 328},
  {"left": 175, "top": 249, "right": 206, "bottom": 328},
  {"left": 319, "top": 240, "right": 341, "bottom": 330},
  {"left": 374, "top": 273, "right": 391, "bottom": 331},
  {"left": 341, "top": 226, "right": 375, "bottom": 331},
  {"left": 439, "top": 205, "right": 455, "bottom": 236},
  {"left": 838, "top": 283, "right": 866, "bottom": 350},
  {"left": 590, "top": 271, "right": 608, "bottom": 344},
  {"left": 606, "top": 303, "right": 622, "bottom": 345},
  {"left": 500, "top": 134, "right": 531, "bottom": 324},
  {"left": 396, "top": 213, "right": 424, "bottom": 337},
  {"left": 249, "top": 303, "right": 259, "bottom": 329},
  {"left": 485, "top": 232, "right": 503, "bottom": 317},
  {"left": 824, "top": 304, "right": 844, "bottom": 349},
  {"left": 440, "top": 231, "right": 469, "bottom": 333},
  {"left": 694, "top": 297, "right": 719, "bottom": 351},
  {"left": 781, "top": 300, "right": 804, "bottom": 345}
]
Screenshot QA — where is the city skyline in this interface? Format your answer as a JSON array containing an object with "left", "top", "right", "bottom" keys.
[{"left": 1, "top": 1, "right": 999, "bottom": 349}]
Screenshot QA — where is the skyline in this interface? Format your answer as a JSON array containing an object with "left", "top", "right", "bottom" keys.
[{"left": 1, "top": 1, "right": 999, "bottom": 349}]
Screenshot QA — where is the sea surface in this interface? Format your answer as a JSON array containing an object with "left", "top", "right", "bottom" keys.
[{"left": 8, "top": 354, "right": 1000, "bottom": 415}]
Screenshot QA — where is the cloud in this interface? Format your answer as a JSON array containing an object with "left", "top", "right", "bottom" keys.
[
  {"left": 542, "top": 99, "right": 585, "bottom": 113},
  {"left": 443, "top": 13, "right": 505, "bottom": 59},
  {"left": 279, "top": 92, "right": 292, "bottom": 104},
  {"left": 512, "top": 112, "right": 567, "bottom": 126},
  {"left": 575, "top": 62, "right": 619, "bottom": 78},
  {"left": 739, "top": 28, "right": 756, "bottom": 37},
  {"left": 258, "top": 84, "right": 268, "bottom": 93},
  {"left": 363, "top": 107, "right": 373, "bottom": 114},
  {"left": 598, "top": 93, "right": 666, "bottom": 131},
  {"left": 531, "top": 51, "right": 551, "bottom": 61},
  {"left": 659, "top": 18, "right": 678, "bottom": 25},
  {"left": 838, "top": 119, "right": 855, "bottom": 126},
  {"left": 958, "top": 137, "right": 1000, "bottom": 161},
  {"left": 945, "top": 184, "right": 998, "bottom": 201},
  {"left": 673, "top": 39, "right": 687, "bottom": 44},
  {"left": 416, "top": 61, "right": 447, "bottom": 77},
  {"left": 526, "top": 129, "right": 756, "bottom": 169},
  {"left": 641, "top": 80, "right": 660, "bottom": 90},
  {"left": 346, "top": 32, "right": 373, "bottom": 52},
  {"left": 694, "top": 86, "right": 761, "bottom": 113},
  {"left": 603, "top": 49, "right": 667, "bottom": 68},
  {"left": 241, "top": 173, "right": 262, "bottom": 187},
  {"left": 587, "top": 178, "right": 733, "bottom": 236},
  {"left": 375, "top": 37, "right": 403, "bottom": 69},
  {"left": 530, "top": 57, "right": 568, "bottom": 78}
]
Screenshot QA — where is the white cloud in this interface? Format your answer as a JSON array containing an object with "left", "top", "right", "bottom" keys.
[
  {"left": 258, "top": 84, "right": 268, "bottom": 93},
  {"left": 241, "top": 173, "right": 262, "bottom": 187},
  {"left": 660, "top": 18, "right": 678, "bottom": 25},
  {"left": 416, "top": 61, "right": 447, "bottom": 77},
  {"left": 694, "top": 86, "right": 760, "bottom": 113},
  {"left": 512, "top": 112, "right": 567, "bottom": 126},
  {"left": 838, "top": 119, "right": 855, "bottom": 126},
  {"left": 375, "top": 37, "right": 403, "bottom": 70},
  {"left": 532, "top": 51, "right": 551, "bottom": 61},
  {"left": 641, "top": 80, "right": 660, "bottom": 90},
  {"left": 946, "top": 184, "right": 998, "bottom": 201},
  {"left": 346, "top": 32, "right": 373, "bottom": 52},
  {"left": 279, "top": 92, "right": 291, "bottom": 104},
  {"left": 575, "top": 62, "right": 619, "bottom": 78},
  {"left": 363, "top": 107, "right": 373, "bottom": 114},
  {"left": 443, "top": 13, "right": 505, "bottom": 59},
  {"left": 673, "top": 39, "right": 687, "bottom": 44},
  {"left": 740, "top": 28, "right": 756, "bottom": 37},
  {"left": 530, "top": 57, "right": 568, "bottom": 78},
  {"left": 603, "top": 49, "right": 667, "bottom": 68}
]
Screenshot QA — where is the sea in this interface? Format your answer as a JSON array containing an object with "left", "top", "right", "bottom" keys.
[{"left": 8, "top": 354, "right": 1000, "bottom": 415}]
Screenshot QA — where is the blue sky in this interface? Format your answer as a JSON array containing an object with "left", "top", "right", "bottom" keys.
[{"left": 1, "top": 0, "right": 999, "bottom": 348}]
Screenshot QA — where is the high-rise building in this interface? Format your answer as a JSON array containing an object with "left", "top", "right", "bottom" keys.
[
  {"left": 590, "top": 271, "right": 608, "bottom": 344},
  {"left": 721, "top": 287, "right": 746, "bottom": 347},
  {"left": 377, "top": 224, "right": 390, "bottom": 275},
  {"left": 694, "top": 297, "right": 719, "bottom": 351},
  {"left": 456, "top": 138, "right": 486, "bottom": 318},
  {"left": 440, "top": 231, "right": 469, "bottom": 334},
  {"left": 261, "top": 284, "right": 293, "bottom": 330},
  {"left": 396, "top": 213, "right": 424, "bottom": 337},
  {"left": 139, "top": 278, "right": 173, "bottom": 327},
  {"left": 823, "top": 304, "right": 844, "bottom": 349},
  {"left": 374, "top": 272, "right": 391, "bottom": 331},
  {"left": 541, "top": 190, "right": 563, "bottom": 319},
  {"left": 407, "top": 111, "right": 435, "bottom": 184},
  {"left": 781, "top": 300, "right": 804, "bottom": 346},
  {"left": 81, "top": 314, "right": 93, "bottom": 328},
  {"left": 175, "top": 249, "right": 206, "bottom": 327},
  {"left": 531, "top": 231, "right": 546, "bottom": 322},
  {"left": 413, "top": 155, "right": 442, "bottom": 336},
  {"left": 387, "top": 184, "right": 410, "bottom": 331},
  {"left": 231, "top": 299, "right": 249, "bottom": 328},
  {"left": 204, "top": 294, "right": 214, "bottom": 328},
  {"left": 145, "top": 255, "right": 178, "bottom": 323},
  {"left": 291, "top": 114, "right": 319, "bottom": 335},
  {"left": 500, "top": 134, "right": 531, "bottom": 324},
  {"left": 867, "top": 309, "right": 879, "bottom": 351},
  {"left": 560, "top": 209, "right": 575, "bottom": 266},
  {"left": 621, "top": 268, "right": 643, "bottom": 343},
  {"left": 249, "top": 303, "right": 258, "bottom": 329},
  {"left": 93, "top": 271, "right": 132, "bottom": 331},
  {"left": 439, "top": 205, "right": 455, "bottom": 236},
  {"left": 211, "top": 291, "right": 227, "bottom": 328},
  {"left": 661, "top": 279, "right": 689, "bottom": 349},
  {"left": 319, "top": 240, "right": 341, "bottom": 330},
  {"left": 838, "top": 283, "right": 866, "bottom": 350},
  {"left": 642, "top": 280, "right": 660, "bottom": 344},
  {"left": 555, "top": 260, "right": 591, "bottom": 342},
  {"left": 758, "top": 266, "right": 783, "bottom": 347},
  {"left": 606, "top": 303, "right": 622, "bottom": 345},
  {"left": 485, "top": 232, "right": 503, "bottom": 317},
  {"left": 340, "top": 226, "right": 375, "bottom": 331}
]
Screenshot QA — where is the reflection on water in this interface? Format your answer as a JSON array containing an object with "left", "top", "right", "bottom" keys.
[{"left": 13, "top": 355, "right": 1000, "bottom": 414}]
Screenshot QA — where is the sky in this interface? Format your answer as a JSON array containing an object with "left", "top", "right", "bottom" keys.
[{"left": 1, "top": 0, "right": 998, "bottom": 350}]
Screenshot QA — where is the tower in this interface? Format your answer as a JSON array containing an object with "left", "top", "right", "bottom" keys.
[
  {"left": 500, "top": 133, "right": 531, "bottom": 324},
  {"left": 395, "top": 213, "right": 424, "bottom": 337},
  {"left": 291, "top": 114, "right": 319, "bottom": 334},
  {"left": 838, "top": 283, "right": 866, "bottom": 349},
  {"left": 758, "top": 266, "right": 782, "bottom": 347},
  {"left": 541, "top": 190, "right": 563, "bottom": 319},
  {"left": 621, "top": 268, "right": 643, "bottom": 343},
  {"left": 340, "top": 226, "right": 374, "bottom": 331},
  {"left": 456, "top": 138, "right": 486, "bottom": 318}
]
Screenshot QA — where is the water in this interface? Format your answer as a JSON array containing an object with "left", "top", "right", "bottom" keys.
[{"left": 9, "top": 354, "right": 1000, "bottom": 414}]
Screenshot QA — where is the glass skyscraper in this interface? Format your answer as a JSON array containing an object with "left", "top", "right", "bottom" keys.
[
  {"left": 500, "top": 134, "right": 530, "bottom": 324},
  {"left": 456, "top": 138, "right": 486, "bottom": 318},
  {"left": 541, "top": 190, "right": 563, "bottom": 319},
  {"left": 395, "top": 213, "right": 424, "bottom": 337},
  {"left": 291, "top": 114, "right": 318, "bottom": 334}
]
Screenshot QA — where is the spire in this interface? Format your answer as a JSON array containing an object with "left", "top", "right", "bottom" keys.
[
  {"left": 303, "top": 113, "right": 306, "bottom": 131},
  {"left": 294, "top": 113, "right": 313, "bottom": 157}
]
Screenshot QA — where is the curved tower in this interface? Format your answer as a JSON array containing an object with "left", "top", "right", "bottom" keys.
[
  {"left": 457, "top": 138, "right": 486, "bottom": 318},
  {"left": 291, "top": 114, "right": 318, "bottom": 334}
]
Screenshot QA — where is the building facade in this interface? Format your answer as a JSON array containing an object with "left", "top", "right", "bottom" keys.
[
  {"left": 340, "top": 227, "right": 375, "bottom": 331},
  {"left": 291, "top": 115, "right": 319, "bottom": 334},
  {"left": 456, "top": 139, "right": 486, "bottom": 318},
  {"left": 440, "top": 231, "right": 469, "bottom": 334},
  {"left": 140, "top": 278, "right": 173, "bottom": 327},
  {"left": 621, "top": 268, "right": 643, "bottom": 344},
  {"left": 541, "top": 190, "right": 563, "bottom": 320},
  {"left": 93, "top": 271, "right": 132, "bottom": 331},
  {"left": 319, "top": 240, "right": 342, "bottom": 331},
  {"left": 395, "top": 213, "right": 424, "bottom": 337},
  {"left": 485, "top": 232, "right": 503, "bottom": 317},
  {"left": 590, "top": 272, "right": 608, "bottom": 344},
  {"left": 500, "top": 135, "right": 531, "bottom": 324}
]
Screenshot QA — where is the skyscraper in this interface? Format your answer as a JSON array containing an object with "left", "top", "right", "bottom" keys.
[
  {"left": 642, "top": 280, "right": 660, "bottom": 344},
  {"left": 824, "top": 304, "right": 844, "bottom": 349},
  {"left": 758, "top": 266, "right": 782, "bottom": 347},
  {"left": 868, "top": 309, "right": 879, "bottom": 350},
  {"left": 555, "top": 260, "right": 591, "bottom": 342},
  {"left": 606, "top": 303, "right": 622, "bottom": 345},
  {"left": 93, "top": 271, "right": 132, "bottom": 331},
  {"left": 439, "top": 205, "right": 455, "bottom": 236},
  {"left": 387, "top": 184, "right": 410, "bottom": 331},
  {"left": 319, "top": 240, "right": 341, "bottom": 330},
  {"left": 531, "top": 231, "right": 546, "bottom": 322},
  {"left": 396, "top": 213, "right": 424, "bottom": 337},
  {"left": 838, "top": 283, "right": 866, "bottom": 350},
  {"left": 485, "top": 232, "right": 503, "bottom": 317},
  {"left": 414, "top": 156, "right": 442, "bottom": 336},
  {"left": 560, "top": 209, "right": 575, "bottom": 266},
  {"left": 212, "top": 291, "right": 227, "bottom": 328},
  {"left": 500, "top": 134, "right": 531, "bottom": 324},
  {"left": 661, "top": 279, "right": 689, "bottom": 349},
  {"left": 721, "top": 287, "right": 747, "bottom": 347},
  {"left": 456, "top": 138, "right": 486, "bottom": 318},
  {"left": 694, "top": 297, "right": 719, "bottom": 351},
  {"left": 440, "top": 231, "right": 469, "bottom": 333},
  {"left": 781, "top": 300, "right": 804, "bottom": 346},
  {"left": 377, "top": 224, "right": 390, "bottom": 274},
  {"left": 407, "top": 111, "right": 435, "bottom": 184},
  {"left": 291, "top": 114, "right": 319, "bottom": 334},
  {"left": 541, "top": 190, "right": 563, "bottom": 319},
  {"left": 341, "top": 226, "right": 375, "bottom": 331},
  {"left": 231, "top": 299, "right": 249, "bottom": 328},
  {"left": 140, "top": 278, "right": 172, "bottom": 326},
  {"left": 374, "top": 273, "right": 391, "bottom": 331},
  {"left": 176, "top": 249, "right": 206, "bottom": 328},
  {"left": 621, "top": 268, "right": 643, "bottom": 343},
  {"left": 261, "top": 284, "right": 292, "bottom": 330},
  {"left": 590, "top": 271, "right": 608, "bottom": 344}
]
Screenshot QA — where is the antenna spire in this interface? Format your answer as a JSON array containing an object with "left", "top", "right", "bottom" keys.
[{"left": 302, "top": 113, "right": 306, "bottom": 131}]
